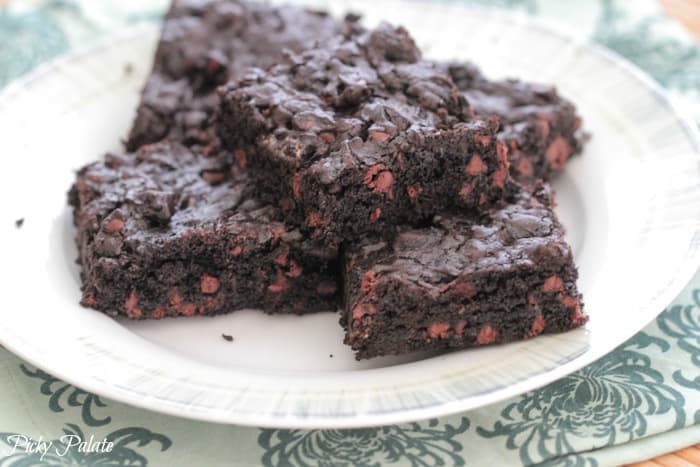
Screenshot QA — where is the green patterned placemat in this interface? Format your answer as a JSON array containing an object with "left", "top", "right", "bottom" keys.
[{"left": 1, "top": 1, "right": 698, "bottom": 465}]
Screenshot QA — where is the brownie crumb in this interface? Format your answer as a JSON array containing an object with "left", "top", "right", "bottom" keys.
[
  {"left": 329, "top": 354, "right": 333, "bottom": 358},
  {"left": 222, "top": 333, "right": 234, "bottom": 342},
  {"left": 15, "top": 218, "right": 24, "bottom": 228},
  {"left": 124, "top": 62, "right": 134, "bottom": 75}
]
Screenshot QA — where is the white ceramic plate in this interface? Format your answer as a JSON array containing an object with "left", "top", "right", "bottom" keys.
[{"left": 1, "top": 1, "right": 699, "bottom": 429}]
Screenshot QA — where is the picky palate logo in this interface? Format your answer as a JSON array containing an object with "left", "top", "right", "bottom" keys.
[{"left": 6, "top": 434, "right": 114, "bottom": 461}]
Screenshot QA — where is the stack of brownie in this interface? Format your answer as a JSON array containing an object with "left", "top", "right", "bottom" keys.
[{"left": 70, "top": 0, "right": 588, "bottom": 360}]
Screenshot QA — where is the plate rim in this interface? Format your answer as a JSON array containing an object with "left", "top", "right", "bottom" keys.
[{"left": 1, "top": 4, "right": 699, "bottom": 429}]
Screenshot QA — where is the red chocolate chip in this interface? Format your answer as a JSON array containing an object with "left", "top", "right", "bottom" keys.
[
  {"left": 465, "top": 155, "right": 487, "bottom": 175},
  {"left": 267, "top": 270, "right": 288, "bottom": 293},
  {"left": 352, "top": 303, "right": 377, "bottom": 320},
  {"left": 543, "top": 275, "right": 564, "bottom": 292},
  {"left": 151, "top": 308, "right": 165, "bottom": 319},
  {"left": 125, "top": 290, "right": 142, "bottom": 318},
  {"left": 271, "top": 225, "right": 287, "bottom": 241},
  {"left": 168, "top": 290, "right": 197, "bottom": 316},
  {"left": 559, "top": 295, "right": 575, "bottom": 307},
  {"left": 374, "top": 171, "right": 394, "bottom": 193},
  {"left": 103, "top": 218, "right": 124, "bottom": 235},
  {"left": 361, "top": 271, "right": 378, "bottom": 295},
  {"left": 545, "top": 136, "right": 571, "bottom": 169},
  {"left": 530, "top": 314, "right": 546, "bottom": 336},
  {"left": 369, "top": 208, "right": 382, "bottom": 222},
  {"left": 319, "top": 131, "right": 335, "bottom": 143},
  {"left": 427, "top": 322, "right": 450, "bottom": 339},
  {"left": 369, "top": 130, "right": 391, "bottom": 143},
  {"left": 307, "top": 212, "right": 329, "bottom": 227},
  {"left": 274, "top": 252, "right": 288, "bottom": 266},
  {"left": 180, "top": 303, "right": 197, "bottom": 316},
  {"left": 458, "top": 183, "right": 474, "bottom": 197},
  {"left": 455, "top": 320, "right": 467, "bottom": 336},
  {"left": 169, "top": 290, "right": 182, "bottom": 308},
  {"left": 363, "top": 164, "right": 394, "bottom": 195},
  {"left": 285, "top": 260, "right": 302, "bottom": 278},
  {"left": 81, "top": 293, "right": 96, "bottom": 307},
  {"left": 407, "top": 184, "right": 422, "bottom": 199},
  {"left": 516, "top": 156, "right": 534, "bottom": 178},
  {"left": 363, "top": 164, "right": 385, "bottom": 187},
  {"left": 477, "top": 325, "right": 498, "bottom": 344},
  {"left": 230, "top": 245, "right": 243, "bottom": 256},
  {"left": 200, "top": 274, "right": 220, "bottom": 294},
  {"left": 571, "top": 304, "right": 588, "bottom": 326}
]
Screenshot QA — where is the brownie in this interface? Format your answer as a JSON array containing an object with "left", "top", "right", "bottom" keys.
[
  {"left": 447, "top": 63, "right": 585, "bottom": 182},
  {"left": 126, "top": 0, "right": 360, "bottom": 152},
  {"left": 69, "top": 142, "right": 339, "bottom": 318},
  {"left": 341, "top": 184, "right": 587, "bottom": 359},
  {"left": 218, "top": 24, "right": 511, "bottom": 247}
]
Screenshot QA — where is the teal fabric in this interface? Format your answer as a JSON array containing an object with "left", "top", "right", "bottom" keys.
[{"left": 1, "top": 1, "right": 698, "bottom": 465}]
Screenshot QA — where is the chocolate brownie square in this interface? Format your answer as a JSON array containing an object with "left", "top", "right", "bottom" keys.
[
  {"left": 218, "top": 24, "right": 511, "bottom": 246},
  {"left": 447, "top": 63, "right": 585, "bottom": 182},
  {"left": 69, "top": 142, "right": 339, "bottom": 318},
  {"left": 126, "top": 0, "right": 360, "bottom": 152},
  {"left": 341, "top": 184, "right": 586, "bottom": 359}
]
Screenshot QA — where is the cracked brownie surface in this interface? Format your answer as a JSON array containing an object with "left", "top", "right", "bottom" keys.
[
  {"left": 126, "top": 0, "right": 360, "bottom": 152},
  {"left": 218, "top": 24, "right": 512, "bottom": 247},
  {"left": 447, "top": 62, "right": 585, "bottom": 182},
  {"left": 342, "top": 184, "right": 587, "bottom": 359},
  {"left": 69, "top": 142, "right": 339, "bottom": 318}
]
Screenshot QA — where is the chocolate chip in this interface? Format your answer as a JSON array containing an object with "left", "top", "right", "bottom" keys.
[{"left": 201, "top": 274, "right": 221, "bottom": 294}]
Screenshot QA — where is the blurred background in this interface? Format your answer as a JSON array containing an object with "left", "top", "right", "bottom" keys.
[{"left": 1, "top": 0, "right": 699, "bottom": 103}]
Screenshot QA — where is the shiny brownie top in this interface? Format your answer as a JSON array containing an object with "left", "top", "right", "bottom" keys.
[
  {"left": 446, "top": 62, "right": 576, "bottom": 124},
  {"left": 127, "top": 0, "right": 359, "bottom": 150},
  {"left": 349, "top": 184, "right": 572, "bottom": 289},
  {"left": 72, "top": 142, "right": 335, "bottom": 259},
  {"left": 219, "top": 24, "right": 476, "bottom": 170}
]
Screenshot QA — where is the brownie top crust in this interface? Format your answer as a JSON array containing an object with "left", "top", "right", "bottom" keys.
[
  {"left": 353, "top": 185, "right": 568, "bottom": 291},
  {"left": 126, "top": 0, "right": 360, "bottom": 150},
  {"left": 446, "top": 63, "right": 568, "bottom": 122},
  {"left": 219, "top": 23, "right": 474, "bottom": 172},
  {"left": 73, "top": 142, "right": 334, "bottom": 260}
]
